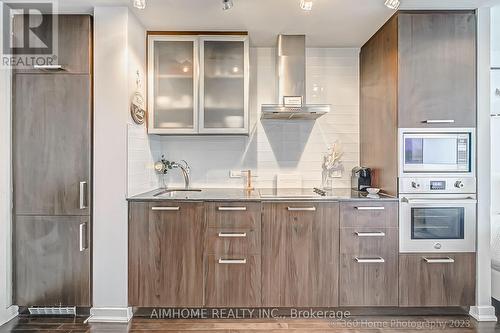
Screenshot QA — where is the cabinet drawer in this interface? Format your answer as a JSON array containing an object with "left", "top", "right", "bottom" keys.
[
  {"left": 206, "top": 227, "right": 260, "bottom": 255},
  {"left": 205, "top": 254, "right": 261, "bottom": 307},
  {"left": 340, "top": 201, "right": 398, "bottom": 228},
  {"left": 340, "top": 228, "right": 398, "bottom": 255},
  {"left": 399, "top": 253, "right": 475, "bottom": 306},
  {"left": 206, "top": 202, "right": 261, "bottom": 228},
  {"left": 339, "top": 252, "right": 398, "bottom": 306}
]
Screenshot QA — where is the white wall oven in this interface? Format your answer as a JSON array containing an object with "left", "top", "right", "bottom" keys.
[
  {"left": 399, "top": 178, "right": 476, "bottom": 253},
  {"left": 399, "top": 128, "right": 474, "bottom": 175}
]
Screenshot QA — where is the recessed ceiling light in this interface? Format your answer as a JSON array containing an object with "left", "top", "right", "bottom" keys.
[
  {"left": 384, "top": 0, "right": 400, "bottom": 10},
  {"left": 133, "top": 0, "right": 146, "bottom": 9},
  {"left": 222, "top": 0, "right": 233, "bottom": 10},
  {"left": 300, "top": 0, "right": 313, "bottom": 11}
]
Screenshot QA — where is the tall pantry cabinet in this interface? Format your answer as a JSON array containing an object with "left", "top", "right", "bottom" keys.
[{"left": 12, "top": 15, "right": 93, "bottom": 307}]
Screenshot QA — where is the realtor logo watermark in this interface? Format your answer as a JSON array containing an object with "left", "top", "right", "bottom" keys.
[{"left": 1, "top": 1, "right": 58, "bottom": 68}]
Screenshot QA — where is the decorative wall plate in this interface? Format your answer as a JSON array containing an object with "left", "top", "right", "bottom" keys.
[{"left": 130, "top": 92, "right": 146, "bottom": 125}]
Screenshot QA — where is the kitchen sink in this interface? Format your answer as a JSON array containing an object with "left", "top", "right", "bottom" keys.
[{"left": 153, "top": 188, "right": 202, "bottom": 197}]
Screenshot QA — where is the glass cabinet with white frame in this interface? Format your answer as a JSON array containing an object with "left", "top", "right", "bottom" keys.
[{"left": 147, "top": 34, "right": 249, "bottom": 135}]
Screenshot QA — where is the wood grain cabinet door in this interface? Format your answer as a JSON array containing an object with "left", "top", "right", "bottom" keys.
[
  {"left": 13, "top": 74, "right": 91, "bottom": 216},
  {"left": 128, "top": 202, "right": 205, "bottom": 307},
  {"left": 12, "top": 15, "right": 92, "bottom": 74},
  {"left": 399, "top": 253, "right": 475, "bottom": 306},
  {"left": 13, "top": 215, "right": 90, "bottom": 306},
  {"left": 262, "top": 202, "right": 339, "bottom": 307},
  {"left": 205, "top": 255, "right": 261, "bottom": 307},
  {"left": 398, "top": 12, "right": 476, "bottom": 128}
]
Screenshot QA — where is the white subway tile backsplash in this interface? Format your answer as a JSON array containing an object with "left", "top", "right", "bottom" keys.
[{"left": 128, "top": 47, "right": 360, "bottom": 190}]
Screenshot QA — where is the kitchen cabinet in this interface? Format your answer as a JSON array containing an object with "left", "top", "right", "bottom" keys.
[
  {"left": 128, "top": 202, "right": 205, "bottom": 307},
  {"left": 261, "top": 202, "right": 339, "bottom": 307},
  {"left": 339, "top": 201, "right": 399, "bottom": 306},
  {"left": 399, "top": 253, "right": 475, "bottom": 306},
  {"left": 13, "top": 74, "right": 91, "bottom": 216},
  {"left": 360, "top": 10, "right": 476, "bottom": 195},
  {"left": 13, "top": 15, "right": 92, "bottom": 74},
  {"left": 12, "top": 14, "right": 92, "bottom": 307},
  {"left": 147, "top": 33, "right": 249, "bottom": 135},
  {"left": 398, "top": 12, "right": 476, "bottom": 128},
  {"left": 204, "top": 202, "right": 261, "bottom": 307},
  {"left": 13, "top": 216, "right": 90, "bottom": 306}
]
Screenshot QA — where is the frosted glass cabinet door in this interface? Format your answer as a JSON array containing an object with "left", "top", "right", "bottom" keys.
[
  {"left": 148, "top": 36, "right": 198, "bottom": 134},
  {"left": 200, "top": 36, "right": 248, "bottom": 134}
]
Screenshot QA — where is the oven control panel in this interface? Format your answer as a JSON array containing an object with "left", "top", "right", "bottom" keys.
[{"left": 399, "top": 177, "right": 476, "bottom": 194}]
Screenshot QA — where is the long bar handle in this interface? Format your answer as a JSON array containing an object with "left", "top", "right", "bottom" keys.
[
  {"left": 287, "top": 207, "right": 316, "bottom": 211},
  {"left": 218, "top": 258, "right": 247, "bottom": 264},
  {"left": 152, "top": 206, "right": 180, "bottom": 211},
  {"left": 33, "top": 65, "right": 65, "bottom": 70},
  {"left": 218, "top": 232, "right": 247, "bottom": 238},
  {"left": 217, "top": 206, "right": 247, "bottom": 211},
  {"left": 79, "top": 223, "right": 87, "bottom": 252},
  {"left": 423, "top": 257, "right": 455, "bottom": 264},
  {"left": 354, "top": 257, "right": 385, "bottom": 263},
  {"left": 79, "top": 181, "right": 88, "bottom": 209},
  {"left": 355, "top": 206, "right": 385, "bottom": 210},
  {"left": 355, "top": 231, "right": 386, "bottom": 237},
  {"left": 422, "top": 119, "right": 455, "bottom": 124}
]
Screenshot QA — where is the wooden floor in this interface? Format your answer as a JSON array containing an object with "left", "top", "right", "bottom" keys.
[{"left": 0, "top": 316, "right": 499, "bottom": 333}]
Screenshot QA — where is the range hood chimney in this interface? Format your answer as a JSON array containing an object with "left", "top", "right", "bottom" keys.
[{"left": 261, "top": 34, "right": 331, "bottom": 120}]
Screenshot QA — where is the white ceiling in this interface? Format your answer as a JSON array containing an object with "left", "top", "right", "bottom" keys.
[{"left": 59, "top": 0, "right": 499, "bottom": 47}]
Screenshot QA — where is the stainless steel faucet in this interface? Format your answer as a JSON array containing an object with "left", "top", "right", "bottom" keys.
[{"left": 171, "top": 160, "right": 191, "bottom": 189}]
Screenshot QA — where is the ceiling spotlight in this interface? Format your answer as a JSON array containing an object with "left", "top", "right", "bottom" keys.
[
  {"left": 384, "top": 0, "right": 400, "bottom": 10},
  {"left": 222, "top": 0, "right": 233, "bottom": 10},
  {"left": 300, "top": 0, "right": 313, "bottom": 11},
  {"left": 133, "top": 0, "right": 146, "bottom": 9}
]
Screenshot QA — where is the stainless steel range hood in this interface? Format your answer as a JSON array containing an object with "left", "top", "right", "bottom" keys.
[{"left": 261, "top": 34, "right": 331, "bottom": 120}]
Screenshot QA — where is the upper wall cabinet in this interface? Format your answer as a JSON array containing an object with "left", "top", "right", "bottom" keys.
[
  {"left": 397, "top": 12, "right": 476, "bottom": 128},
  {"left": 147, "top": 34, "right": 249, "bottom": 135}
]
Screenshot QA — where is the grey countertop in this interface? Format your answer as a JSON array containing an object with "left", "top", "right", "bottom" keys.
[{"left": 127, "top": 188, "right": 398, "bottom": 202}]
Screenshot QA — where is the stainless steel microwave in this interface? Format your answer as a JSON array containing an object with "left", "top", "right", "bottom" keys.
[{"left": 399, "top": 128, "right": 474, "bottom": 175}]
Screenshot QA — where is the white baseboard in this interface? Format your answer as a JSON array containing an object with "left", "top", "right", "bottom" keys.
[
  {"left": 87, "top": 307, "right": 133, "bottom": 323},
  {"left": 469, "top": 306, "right": 497, "bottom": 322},
  {"left": 0, "top": 306, "right": 18, "bottom": 326}
]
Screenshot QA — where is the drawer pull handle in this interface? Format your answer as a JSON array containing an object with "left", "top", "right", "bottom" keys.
[
  {"left": 218, "top": 232, "right": 247, "bottom": 238},
  {"left": 217, "top": 206, "right": 247, "bottom": 211},
  {"left": 151, "top": 206, "right": 180, "bottom": 211},
  {"left": 79, "top": 223, "right": 87, "bottom": 252},
  {"left": 34, "top": 64, "right": 65, "bottom": 71},
  {"left": 218, "top": 258, "right": 247, "bottom": 264},
  {"left": 422, "top": 119, "right": 455, "bottom": 124},
  {"left": 79, "top": 181, "right": 88, "bottom": 210},
  {"left": 423, "top": 257, "right": 455, "bottom": 264},
  {"left": 287, "top": 207, "right": 316, "bottom": 211},
  {"left": 355, "top": 231, "right": 386, "bottom": 237},
  {"left": 354, "top": 257, "right": 385, "bottom": 263},
  {"left": 355, "top": 206, "right": 385, "bottom": 210}
]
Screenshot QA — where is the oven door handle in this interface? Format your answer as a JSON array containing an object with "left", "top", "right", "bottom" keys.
[{"left": 401, "top": 197, "right": 477, "bottom": 204}]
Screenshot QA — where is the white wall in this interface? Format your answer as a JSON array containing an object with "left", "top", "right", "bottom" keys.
[
  {"left": 492, "top": 6, "right": 500, "bottom": 68},
  {"left": 92, "top": 7, "right": 146, "bottom": 320},
  {"left": 0, "top": 3, "right": 19, "bottom": 325},
  {"left": 160, "top": 48, "right": 360, "bottom": 189},
  {"left": 0, "top": 67, "right": 18, "bottom": 328}
]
